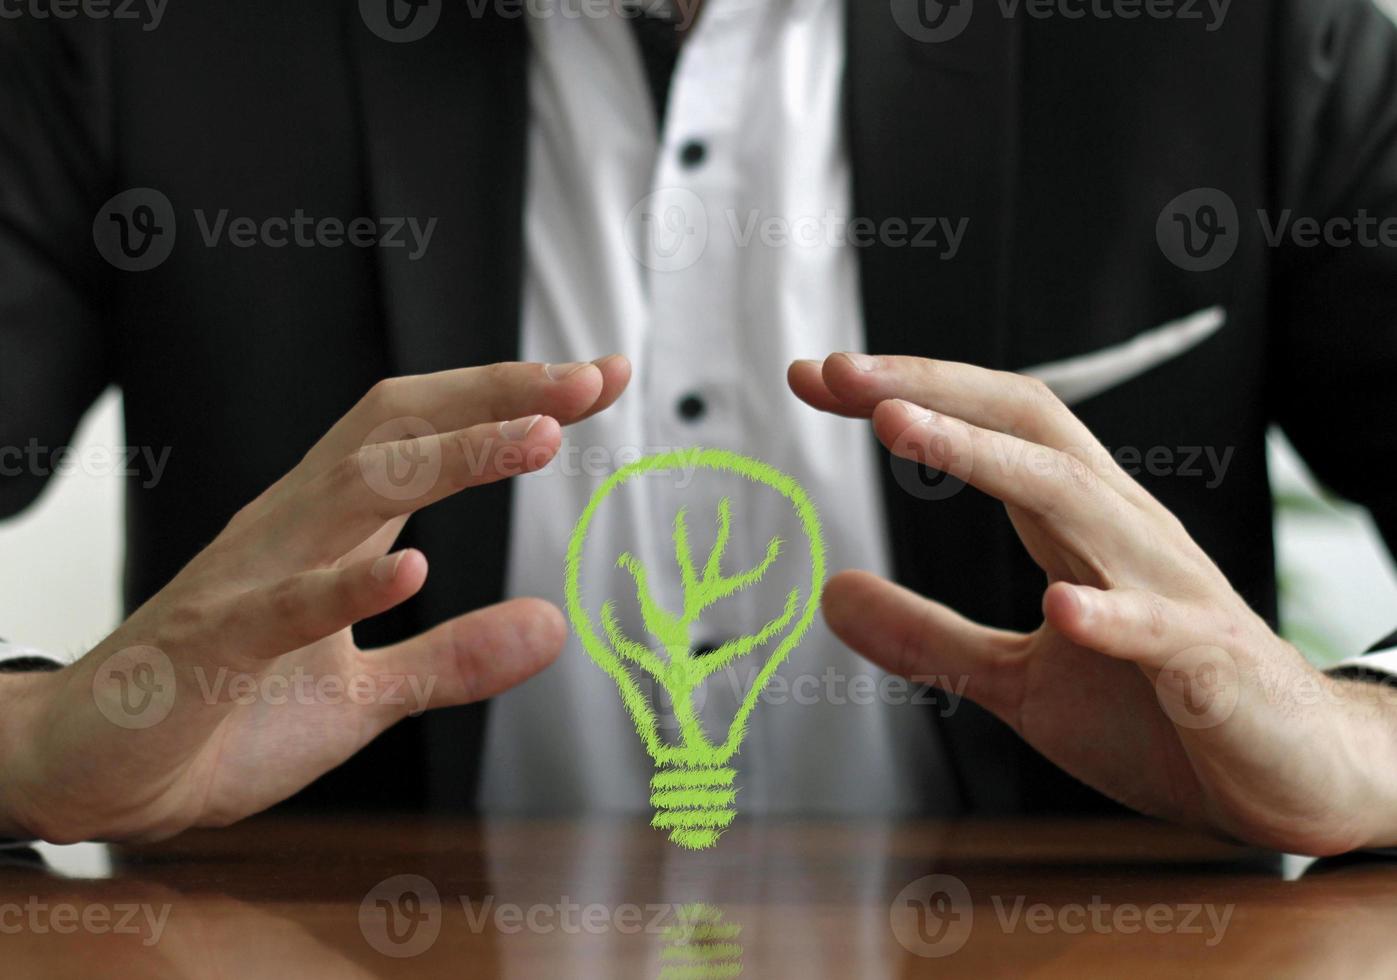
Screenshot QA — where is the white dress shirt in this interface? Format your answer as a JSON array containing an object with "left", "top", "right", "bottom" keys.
[{"left": 479, "top": 0, "right": 950, "bottom": 815}]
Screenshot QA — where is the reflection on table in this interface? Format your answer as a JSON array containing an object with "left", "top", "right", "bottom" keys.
[{"left": 4, "top": 815, "right": 1397, "bottom": 977}]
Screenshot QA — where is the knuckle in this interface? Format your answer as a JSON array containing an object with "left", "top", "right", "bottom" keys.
[
  {"left": 156, "top": 599, "right": 210, "bottom": 648},
  {"left": 913, "top": 358, "right": 943, "bottom": 388},
  {"left": 334, "top": 565, "right": 367, "bottom": 614},
  {"left": 224, "top": 498, "right": 261, "bottom": 534},
  {"left": 1021, "top": 375, "right": 1058, "bottom": 408},
  {"left": 1055, "top": 451, "right": 1097, "bottom": 495},
  {"left": 483, "top": 361, "right": 525, "bottom": 419},
  {"left": 266, "top": 577, "right": 304, "bottom": 624},
  {"left": 266, "top": 577, "right": 320, "bottom": 647},
  {"left": 1009, "top": 375, "right": 1061, "bottom": 435},
  {"left": 336, "top": 450, "right": 373, "bottom": 495},
  {"left": 1140, "top": 592, "right": 1171, "bottom": 639},
  {"left": 363, "top": 376, "right": 406, "bottom": 417},
  {"left": 428, "top": 617, "right": 480, "bottom": 708}
]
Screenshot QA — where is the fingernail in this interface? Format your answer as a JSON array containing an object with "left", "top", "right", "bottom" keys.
[
  {"left": 895, "top": 398, "right": 936, "bottom": 422},
  {"left": 544, "top": 362, "right": 588, "bottom": 381},
  {"left": 794, "top": 358, "right": 822, "bottom": 369},
  {"left": 373, "top": 551, "right": 405, "bottom": 583},
  {"left": 593, "top": 353, "right": 625, "bottom": 367},
  {"left": 841, "top": 352, "right": 878, "bottom": 372},
  {"left": 500, "top": 414, "right": 543, "bottom": 440}
]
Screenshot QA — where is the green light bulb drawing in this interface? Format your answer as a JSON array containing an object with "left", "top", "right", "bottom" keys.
[{"left": 565, "top": 449, "right": 826, "bottom": 850}]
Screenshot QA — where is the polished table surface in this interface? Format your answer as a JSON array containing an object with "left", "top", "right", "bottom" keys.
[{"left": 4, "top": 815, "right": 1395, "bottom": 978}]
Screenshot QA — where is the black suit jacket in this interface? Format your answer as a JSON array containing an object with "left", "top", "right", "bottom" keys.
[{"left": 2, "top": 0, "right": 1395, "bottom": 816}]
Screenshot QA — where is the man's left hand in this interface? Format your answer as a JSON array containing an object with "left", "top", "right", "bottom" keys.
[{"left": 790, "top": 352, "right": 1397, "bottom": 856}]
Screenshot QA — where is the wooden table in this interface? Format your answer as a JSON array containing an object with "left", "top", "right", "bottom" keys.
[{"left": 3, "top": 815, "right": 1393, "bottom": 977}]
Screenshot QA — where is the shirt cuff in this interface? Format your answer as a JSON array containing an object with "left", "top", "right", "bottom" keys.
[
  {"left": 0, "top": 640, "right": 64, "bottom": 674},
  {"left": 1321, "top": 631, "right": 1397, "bottom": 858},
  {"left": 1326, "top": 630, "right": 1397, "bottom": 685}
]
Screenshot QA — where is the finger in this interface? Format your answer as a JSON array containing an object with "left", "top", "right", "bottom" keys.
[
  {"left": 823, "top": 569, "right": 1026, "bottom": 721},
  {"left": 275, "top": 414, "right": 562, "bottom": 570},
  {"left": 365, "top": 597, "right": 566, "bottom": 723},
  {"left": 872, "top": 399, "right": 1136, "bottom": 555},
  {"left": 1043, "top": 582, "right": 1197, "bottom": 668},
  {"left": 576, "top": 353, "right": 632, "bottom": 423},
  {"left": 819, "top": 352, "right": 1090, "bottom": 444},
  {"left": 786, "top": 358, "right": 864, "bottom": 418},
  {"left": 814, "top": 353, "right": 1140, "bottom": 496},
  {"left": 299, "top": 359, "right": 618, "bottom": 479},
  {"left": 220, "top": 549, "right": 428, "bottom": 663}
]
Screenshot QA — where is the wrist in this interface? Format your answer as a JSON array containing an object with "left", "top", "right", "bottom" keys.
[{"left": 1327, "top": 673, "right": 1397, "bottom": 851}]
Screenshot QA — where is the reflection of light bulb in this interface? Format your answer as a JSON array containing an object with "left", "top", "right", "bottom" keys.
[
  {"left": 566, "top": 449, "right": 825, "bottom": 850},
  {"left": 659, "top": 904, "right": 743, "bottom": 979}
]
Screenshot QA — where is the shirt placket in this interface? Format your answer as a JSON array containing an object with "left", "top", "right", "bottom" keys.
[{"left": 642, "top": 0, "right": 771, "bottom": 733}]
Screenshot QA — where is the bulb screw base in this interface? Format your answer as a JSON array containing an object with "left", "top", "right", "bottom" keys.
[{"left": 650, "top": 765, "right": 737, "bottom": 849}]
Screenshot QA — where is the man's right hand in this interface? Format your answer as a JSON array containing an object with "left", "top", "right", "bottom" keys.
[{"left": 0, "top": 356, "right": 630, "bottom": 844}]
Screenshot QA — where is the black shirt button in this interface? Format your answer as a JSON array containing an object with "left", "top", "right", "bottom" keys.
[
  {"left": 677, "top": 392, "right": 706, "bottom": 422},
  {"left": 679, "top": 140, "right": 707, "bottom": 169}
]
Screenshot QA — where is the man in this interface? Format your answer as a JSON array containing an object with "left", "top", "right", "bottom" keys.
[{"left": 1, "top": 0, "right": 1395, "bottom": 853}]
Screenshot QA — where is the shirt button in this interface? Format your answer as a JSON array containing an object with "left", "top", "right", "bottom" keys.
[
  {"left": 679, "top": 140, "right": 707, "bottom": 169},
  {"left": 676, "top": 392, "right": 707, "bottom": 423}
]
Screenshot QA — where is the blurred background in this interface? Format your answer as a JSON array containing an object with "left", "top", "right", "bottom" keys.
[{"left": 3, "top": 387, "right": 1395, "bottom": 667}]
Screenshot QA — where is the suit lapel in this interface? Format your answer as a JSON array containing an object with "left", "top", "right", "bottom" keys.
[{"left": 846, "top": 0, "right": 1031, "bottom": 814}]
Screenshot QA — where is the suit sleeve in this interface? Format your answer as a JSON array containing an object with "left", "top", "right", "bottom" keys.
[
  {"left": 0, "top": 19, "right": 114, "bottom": 519},
  {"left": 1270, "top": 0, "right": 1397, "bottom": 554}
]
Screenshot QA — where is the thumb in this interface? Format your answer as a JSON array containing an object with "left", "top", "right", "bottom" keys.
[{"left": 822, "top": 570, "right": 1026, "bottom": 721}]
